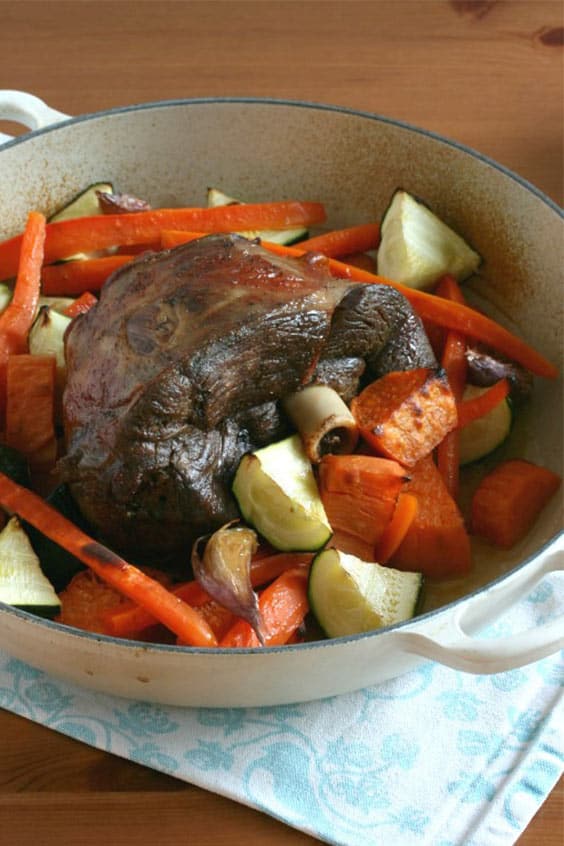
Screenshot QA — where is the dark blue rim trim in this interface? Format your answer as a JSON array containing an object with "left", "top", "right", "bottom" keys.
[
  {"left": 1, "top": 95, "right": 562, "bottom": 216},
  {"left": 0, "top": 96, "right": 561, "bottom": 653}
]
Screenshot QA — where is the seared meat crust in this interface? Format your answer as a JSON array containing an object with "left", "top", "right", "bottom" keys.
[{"left": 61, "top": 234, "right": 435, "bottom": 561}]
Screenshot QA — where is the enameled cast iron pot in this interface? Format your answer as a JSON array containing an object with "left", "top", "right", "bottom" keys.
[{"left": 0, "top": 91, "right": 561, "bottom": 707}]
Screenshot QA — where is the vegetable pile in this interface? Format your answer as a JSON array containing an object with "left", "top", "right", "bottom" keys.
[{"left": 0, "top": 184, "right": 560, "bottom": 648}]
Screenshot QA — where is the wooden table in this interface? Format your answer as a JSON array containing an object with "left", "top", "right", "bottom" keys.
[{"left": 0, "top": 2, "right": 562, "bottom": 843}]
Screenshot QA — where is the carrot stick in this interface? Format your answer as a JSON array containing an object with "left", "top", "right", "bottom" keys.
[
  {"left": 160, "top": 230, "right": 557, "bottom": 379},
  {"left": 63, "top": 291, "right": 98, "bottom": 318},
  {"left": 0, "top": 211, "right": 45, "bottom": 413},
  {"left": 456, "top": 378, "right": 509, "bottom": 428},
  {"left": 57, "top": 570, "right": 134, "bottom": 635},
  {"left": 437, "top": 429, "right": 461, "bottom": 500},
  {"left": 351, "top": 368, "right": 458, "bottom": 467},
  {"left": 340, "top": 251, "right": 378, "bottom": 273},
  {"left": 0, "top": 472, "right": 217, "bottom": 647},
  {"left": 435, "top": 273, "right": 468, "bottom": 399},
  {"left": 219, "top": 567, "right": 310, "bottom": 648},
  {"left": 471, "top": 459, "right": 561, "bottom": 549},
  {"left": 389, "top": 456, "right": 472, "bottom": 578},
  {"left": 103, "top": 551, "right": 312, "bottom": 639},
  {"left": 5, "top": 354, "right": 57, "bottom": 468},
  {"left": 297, "top": 223, "right": 380, "bottom": 257},
  {"left": 0, "top": 202, "right": 326, "bottom": 276},
  {"left": 374, "top": 493, "right": 419, "bottom": 564},
  {"left": 436, "top": 275, "right": 468, "bottom": 497},
  {"left": 108, "top": 579, "right": 212, "bottom": 637},
  {"left": 42, "top": 255, "right": 133, "bottom": 295},
  {"left": 178, "top": 599, "right": 236, "bottom": 643},
  {"left": 319, "top": 454, "right": 407, "bottom": 545}
]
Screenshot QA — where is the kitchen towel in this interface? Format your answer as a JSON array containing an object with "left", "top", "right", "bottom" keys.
[{"left": 1, "top": 573, "right": 562, "bottom": 846}]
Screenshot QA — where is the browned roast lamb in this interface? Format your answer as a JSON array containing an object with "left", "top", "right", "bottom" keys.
[{"left": 61, "top": 234, "right": 435, "bottom": 562}]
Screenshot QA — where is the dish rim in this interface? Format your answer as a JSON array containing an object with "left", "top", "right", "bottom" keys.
[
  {"left": 1, "top": 94, "right": 562, "bottom": 217},
  {"left": 0, "top": 94, "right": 561, "bottom": 655}
]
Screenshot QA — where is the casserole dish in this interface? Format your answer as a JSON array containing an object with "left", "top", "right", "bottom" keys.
[{"left": 0, "top": 90, "right": 561, "bottom": 707}]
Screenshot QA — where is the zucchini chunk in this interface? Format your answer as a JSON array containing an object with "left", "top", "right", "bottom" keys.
[
  {"left": 0, "top": 517, "right": 61, "bottom": 618},
  {"left": 49, "top": 181, "right": 114, "bottom": 261},
  {"left": 0, "top": 282, "right": 12, "bottom": 313},
  {"left": 459, "top": 384, "right": 512, "bottom": 465},
  {"left": 48, "top": 182, "right": 114, "bottom": 223},
  {"left": 207, "top": 187, "right": 308, "bottom": 245},
  {"left": 232, "top": 434, "right": 332, "bottom": 551},
  {"left": 377, "top": 189, "right": 481, "bottom": 289},
  {"left": 28, "top": 306, "right": 72, "bottom": 414},
  {"left": 308, "top": 547, "right": 423, "bottom": 638}
]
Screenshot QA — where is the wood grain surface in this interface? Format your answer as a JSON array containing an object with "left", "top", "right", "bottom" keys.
[{"left": 0, "top": 2, "right": 562, "bottom": 844}]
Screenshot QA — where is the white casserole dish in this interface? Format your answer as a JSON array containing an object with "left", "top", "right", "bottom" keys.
[{"left": 0, "top": 91, "right": 561, "bottom": 707}]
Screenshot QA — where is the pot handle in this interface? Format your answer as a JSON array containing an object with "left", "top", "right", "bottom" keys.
[
  {"left": 0, "top": 90, "right": 70, "bottom": 145},
  {"left": 396, "top": 534, "right": 564, "bottom": 673}
]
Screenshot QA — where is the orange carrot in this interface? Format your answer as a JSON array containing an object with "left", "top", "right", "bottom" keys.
[
  {"left": 0, "top": 471, "right": 218, "bottom": 647},
  {"left": 434, "top": 273, "right": 466, "bottom": 304},
  {"left": 456, "top": 378, "right": 509, "bottom": 428},
  {"left": 374, "top": 493, "right": 419, "bottom": 564},
  {"left": 351, "top": 368, "right": 458, "bottom": 467},
  {"left": 389, "top": 456, "right": 472, "bottom": 578},
  {"left": 103, "top": 579, "right": 212, "bottom": 639},
  {"left": 5, "top": 354, "right": 57, "bottom": 468},
  {"left": 219, "top": 567, "right": 309, "bottom": 648},
  {"left": 436, "top": 275, "right": 468, "bottom": 497},
  {"left": 63, "top": 291, "right": 98, "bottom": 318},
  {"left": 437, "top": 428, "right": 461, "bottom": 500},
  {"left": 249, "top": 551, "right": 313, "bottom": 585},
  {"left": 0, "top": 211, "right": 45, "bottom": 413},
  {"left": 471, "top": 459, "right": 561, "bottom": 549},
  {"left": 160, "top": 230, "right": 204, "bottom": 249},
  {"left": 319, "top": 454, "right": 407, "bottom": 545},
  {"left": 0, "top": 202, "right": 326, "bottom": 277},
  {"left": 442, "top": 335, "right": 467, "bottom": 398},
  {"left": 340, "top": 251, "right": 378, "bottom": 273},
  {"left": 42, "top": 255, "right": 133, "bottom": 295},
  {"left": 177, "top": 599, "right": 236, "bottom": 644},
  {"left": 297, "top": 223, "right": 380, "bottom": 257},
  {"left": 57, "top": 570, "right": 130, "bottom": 635},
  {"left": 435, "top": 274, "right": 468, "bottom": 398},
  {"left": 57, "top": 567, "right": 175, "bottom": 639},
  {"left": 103, "top": 551, "right": 312, "bottom": 639}
]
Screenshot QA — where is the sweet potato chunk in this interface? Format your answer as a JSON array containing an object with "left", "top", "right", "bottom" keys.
[
  {"left": 389, "top": 456, "right": 472, "bottom": 578},
  {"left": 471, "top": 459, "right": 561, "bottom": 549},
  {"left": 351, "top": 368, "right": 457, "bottom": 467}
]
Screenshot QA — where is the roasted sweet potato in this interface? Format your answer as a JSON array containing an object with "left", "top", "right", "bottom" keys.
[
  {"left": 389, "top": 456, "right": 472, "bottom": 578},
  {"left": 351, "top": 368, "right": 457, "bottom": 467},
  {"left": 471, "top": 459, "right": 561, "bottom": 549}
]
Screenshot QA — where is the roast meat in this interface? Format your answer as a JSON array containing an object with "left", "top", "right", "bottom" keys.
[{"left": 61, "top": 234, "right": 435, "bottom": 562}]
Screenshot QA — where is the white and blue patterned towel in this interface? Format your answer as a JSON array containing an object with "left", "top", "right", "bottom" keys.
[{"left": 1, "top": 574, "right": 562, "bottom": 846}]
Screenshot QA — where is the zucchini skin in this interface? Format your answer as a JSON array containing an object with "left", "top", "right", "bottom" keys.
[{"left": 308, "top": 548, "right": 424, "bottom": 639}]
